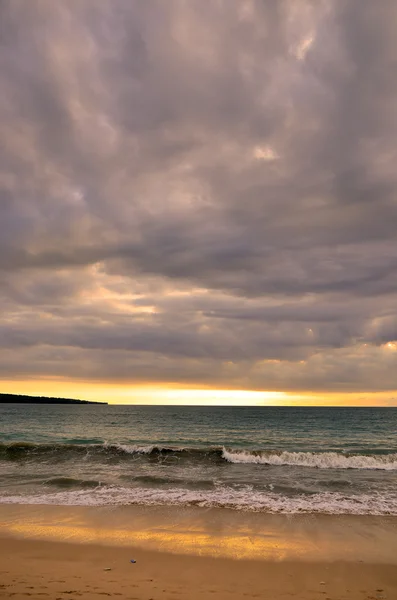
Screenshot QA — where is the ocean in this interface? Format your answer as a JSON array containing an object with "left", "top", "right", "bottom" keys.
[{"left": 1, "top": 404, "right": 397, "bottom": 515}]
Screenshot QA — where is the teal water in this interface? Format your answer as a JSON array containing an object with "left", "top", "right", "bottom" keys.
[{"left": 1, "top": 405, "right": 397, "bottom": 514}]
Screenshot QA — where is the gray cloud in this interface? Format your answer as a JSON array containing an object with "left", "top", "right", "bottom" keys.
[{"left": 0, "top": 0, "right": 397, "bottom": 395}]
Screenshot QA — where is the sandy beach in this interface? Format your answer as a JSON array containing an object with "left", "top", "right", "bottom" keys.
[
  {"left": 1, "top": 505, "right": 396, "bottom": 600},
  {"left": 1, "top": 536, "right": 396, "bottom": 600}
]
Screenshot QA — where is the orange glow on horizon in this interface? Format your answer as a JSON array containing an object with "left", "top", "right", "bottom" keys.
[{"left": 1, "top": 379, "right": 397, "bottom": 406}]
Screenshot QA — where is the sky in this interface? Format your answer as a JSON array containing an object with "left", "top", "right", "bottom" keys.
[{"left": 1, "top": 0, "right": 397, "bottom": 406}]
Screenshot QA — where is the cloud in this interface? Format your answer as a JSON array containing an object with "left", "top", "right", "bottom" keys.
[{"left": 0, "top": 0, "right": 397, "bottom": 395}]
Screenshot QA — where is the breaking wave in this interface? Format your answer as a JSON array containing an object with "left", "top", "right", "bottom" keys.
[
  {"left": 222, "top": 449, "right": 397, "bottom": 470},
  {"left": 1, "top": 485, "right": 397, "bottom": 515},
  {"left": 2, "top": 441, "right": 397, "bottom": 470}
]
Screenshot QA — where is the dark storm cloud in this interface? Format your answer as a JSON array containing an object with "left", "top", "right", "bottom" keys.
[{"left": 1, "top": 0, "right": 397, "bottom": 393}]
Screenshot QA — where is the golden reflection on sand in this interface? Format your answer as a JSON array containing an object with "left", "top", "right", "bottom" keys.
[
  {"left": 5, "top": 519, "right": 308, "bottom": 560},
  {"left": 1, "top": 505, "right": 396, "bottom": 563}
]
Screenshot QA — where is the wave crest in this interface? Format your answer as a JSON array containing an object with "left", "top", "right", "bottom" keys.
[
  {"left": 222, "top": 448, "right": 397, "bottom": 470},
  {"left": 2, "top": 442, "right": 397, "bottom": 470},
  {"left": 1, "top": 486, "right": 397, "bottom": 515}
]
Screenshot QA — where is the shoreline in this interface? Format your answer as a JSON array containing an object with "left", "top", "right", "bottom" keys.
[{"left": 1, "top": 505, "right": 397, "bottom": 599}]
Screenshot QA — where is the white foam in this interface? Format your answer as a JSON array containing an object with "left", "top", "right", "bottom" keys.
[
  {"left": 104, "top": 443, "right": 154, "bottom": 454},
  {"left": 222, "top": 448, "right": 397, "bottom": 470},
  {"left": 1, "top": 485, "right": 397, "bottom": 515}
]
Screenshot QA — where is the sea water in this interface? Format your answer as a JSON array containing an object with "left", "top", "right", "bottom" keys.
[{"left": 1, "top": 405, "right": 396, "bottom": 515}]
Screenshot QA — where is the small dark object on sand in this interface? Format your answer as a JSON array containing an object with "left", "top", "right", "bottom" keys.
[{"left": 130, "top": 559, "right": 136, "bottom": 563}]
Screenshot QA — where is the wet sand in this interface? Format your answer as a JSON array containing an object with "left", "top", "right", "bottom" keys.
[{"left": 0, "top": 505, "right": 396, "bottom": 599}]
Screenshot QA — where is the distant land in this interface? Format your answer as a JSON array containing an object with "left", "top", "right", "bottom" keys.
[{"left": 0, "top": 393, "right": 106, "bottom": 405}]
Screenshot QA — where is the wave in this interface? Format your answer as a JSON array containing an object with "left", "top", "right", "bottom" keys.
[
  {"left": 0, "top": 441, "right": 163, "bottom": 459},
  {"left": 2, "top": 442, "right": 397, "bottom": 470},
  {"left": 222, "top": 449, "right": 397, "bottom": 470},
  {"left": 1, "top": 485, "right": 397, "bottom": 515},
  {"left": 119, "top": 474, "right": 217, "bottom": 489},
  {"left": 43, "top": 477, "right": 103, "bottom": 489},
  {"left": 0, "top": 441, "right": 223, "bottom": 462},
  {"left": 108, "top": 443, "right": 155, "bottom": 454}
]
